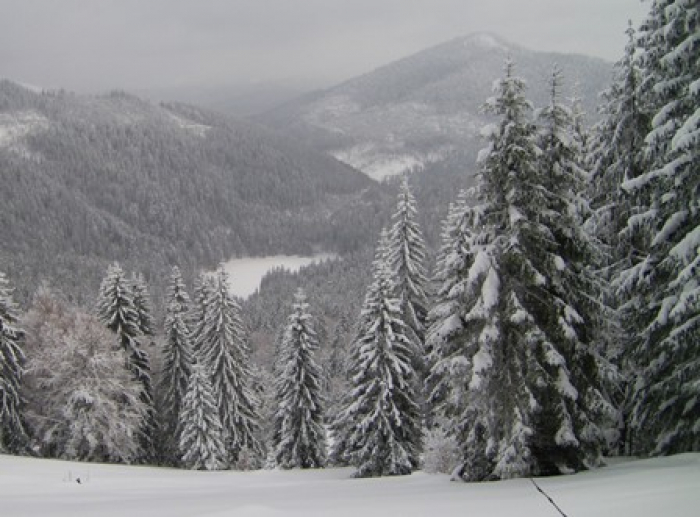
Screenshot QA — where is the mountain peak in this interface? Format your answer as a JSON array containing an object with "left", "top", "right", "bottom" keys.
[
  {"left": 460, "top": 32, "right": 511, "bottom": 51},
  {"left": 261, "top": 34, "right": 611, "bottom": 182}
]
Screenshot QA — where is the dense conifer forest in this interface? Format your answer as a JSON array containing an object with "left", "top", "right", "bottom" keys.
[{"left": 0, "top": 0, "right": 697, "bottom": 480}]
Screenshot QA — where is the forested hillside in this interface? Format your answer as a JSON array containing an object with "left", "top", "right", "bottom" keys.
[{"left": 0, "top": 81, "right": 386, "bottom": 303}]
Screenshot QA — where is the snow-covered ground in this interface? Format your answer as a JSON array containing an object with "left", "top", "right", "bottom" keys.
[
  {"left": 332, "top": 143, "right": 455, "bottom": 182},
  {"left": 218, "top": 254, "right": 338, "bottom": 298},
  {"left": 164, "top": 110, "right": 211, "bottom": 138},
  {"left": 332, "top": 145, "right": 424, "bottom": 181},
  {"left": 1, "top": 453, "right": 698, "bottom": 517}
]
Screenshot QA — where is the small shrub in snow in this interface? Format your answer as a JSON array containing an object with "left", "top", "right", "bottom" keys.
[{"left": 422, "top": 425, "right": 461, "bottom": 474}]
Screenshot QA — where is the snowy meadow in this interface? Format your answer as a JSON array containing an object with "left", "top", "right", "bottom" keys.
[{"left": 2, "top": 453, "right": 699, "bottom": 517}]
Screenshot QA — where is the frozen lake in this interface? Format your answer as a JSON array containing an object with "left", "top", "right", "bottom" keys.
[{"left": 219, "top": 254, "right": 337, "bottom": 298}]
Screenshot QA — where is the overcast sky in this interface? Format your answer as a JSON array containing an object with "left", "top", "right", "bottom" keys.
[{"left": 0, "top": 0, "right": 648, "bottom": 93}]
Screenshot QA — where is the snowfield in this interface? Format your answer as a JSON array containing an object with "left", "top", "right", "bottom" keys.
[
  {"left": 164, "top": 110, "right": 211, "bottom": 138},
  {"left": 1, "top": 453, "right": 698, "bottom": 517}
]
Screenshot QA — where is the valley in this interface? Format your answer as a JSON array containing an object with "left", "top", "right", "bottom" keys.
[{"left": 1, "top": 0, "right": 697, "bottom": 506}]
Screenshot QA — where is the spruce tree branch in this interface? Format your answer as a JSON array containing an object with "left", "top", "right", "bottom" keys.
[{"left": 529, "top": 477, "right": 569, "bottom": 517}]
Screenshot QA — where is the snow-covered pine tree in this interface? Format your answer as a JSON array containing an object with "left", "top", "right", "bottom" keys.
[
  {"left": 158, "top": 266, "right": 194, "bottom": 466},
  {"left": 327, "top": 313, "right": 352, "bottom": 380},
  {"left": 568, "top": 83, "right": 589, "bottom": 157},
  {"left": 197, "top": 266, "right": 264, "bottom": 468},
  {"left": 535, "top": 66, "right": 615, "bottom": 467},
  {"left": 96, "top": 262, "right": 154, "bottom": 461},
  {"left": 618, "top": 0, "right": 700, "bottom": 455},
  {"left": 589, "top": 22, "right": 649, "bottom": 223},
  {"left": 252, "top": 362, "right": 277, "bottom": 469},
  {"left": 387, "top": 177, "right": 429, "bottom": 368},
  {"left": 589, "top": 22, "right": 650, "bottom": 302},
  {"left": 131, "top": 272, "right": 154, "bottom": 339},
  {"left": 333, "top": 230, "right": 421, "bottom": 477},
  {"left": 271, "top": 289, "right": 326, "bottom": 469},
  {"left": 189, "top": 273, "right": 214, "bottom": 356},
  {"left": 130, "top": 271, "right": 160, "bottom": 460},
  {"left": 427, "top": 61, "right": 608, "bottom": 481},
  {"left": 323, "top": 313, "right": 353, "bottom": 427},
  {"left": 179, "top": 363, "right": 227, "bottom": 470},
  {"left": 588, "top": 23, "right": 652, "bottom": 453},
  {"left": 0, "top": 272, "right": 28, "bottom": 453},
  {"left": 97, "top": 264, "right": 151, "bottom": 389},
  {"left": 427, "top": 189, "right": 471, "bottom": 328},
  {"left": 424, "top": 194, "right": 493, "bottom": 479}
]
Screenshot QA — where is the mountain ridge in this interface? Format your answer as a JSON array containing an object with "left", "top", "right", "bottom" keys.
[
  {"left": 258, "top": 32, "right": 612, "bottom": 182},
  {"left": 0, "top": 80, "right": 388, "bottom": 303}
]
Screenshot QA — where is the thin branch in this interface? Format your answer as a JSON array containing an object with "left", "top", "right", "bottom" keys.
[{"left": 529, "top": 477, "right": 569, "bottom": 517}]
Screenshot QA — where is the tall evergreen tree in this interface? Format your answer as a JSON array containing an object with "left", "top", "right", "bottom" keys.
[
  {"left": 0, "top": 272, "right": 28, "bottom": 453},
  {"left": 271, "top": 289, "right": 326, "bottom": 469},
  {"left": 425, "top": 189, "right": 471, "bottom": 341},
  {"left": 387, "top": 177, "right": 429, "bottom": 361},
  {"left": 198, "top": 266, "right": 263, "bottom": 468},
  {"left": 179, "top": 363, "right": 227, "bottom": 470},
  {"left": 427, "top": 61, "right": 608, "bottom": 481},
  {"left": 536, "top": 66, "right": 615, "bottom": 465},
  {"left": 158, "top": 266, "right": 194, "bottom": 465},
  {"left": 96, "top": 262, "right": 154, "bottom": 461},
  {"left": 189, "top": 273, "right": 214, "bottom": 356},
  {"left": 424, "top": 192, "right": 480, "bottom": 461},
  {"left": 333, "top": 230, "right": 422, "bottom": 477},
  {"left": 323, "top": 313, "right": 353, "bottom": 425},
  {"left": 327, "top": 313, "right": 352, "bottom": 380},
  {"left": 568, "top": 83, "right": 589, "bottom": 156},
  {"left": 590, "top": 23, "right": 649, "bottom": 227},
  {"left": 588, "top": 23, "right": 652, "bottom": 453},
  {"left": 131, "top": 272, "right": 154, "bottom": 339},
  {"left": 618, "top": 0, "right": 700, "bottom": 455}
]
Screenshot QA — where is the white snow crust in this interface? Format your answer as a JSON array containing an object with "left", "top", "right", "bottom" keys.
[{"left": 2, "top": 453, "right": 698, "bottom": 517}]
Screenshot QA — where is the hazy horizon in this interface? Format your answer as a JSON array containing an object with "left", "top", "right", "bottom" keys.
[{"left": 1, "top": 0, "right": 647, "bottom": 95}]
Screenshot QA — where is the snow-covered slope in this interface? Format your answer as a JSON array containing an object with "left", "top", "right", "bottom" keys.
[
  {"left": 1, "top": 453, "right": 698, "bottom": 517},
  {"left": 0, "top": 110, "right": 49, "bottom": 159}
]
